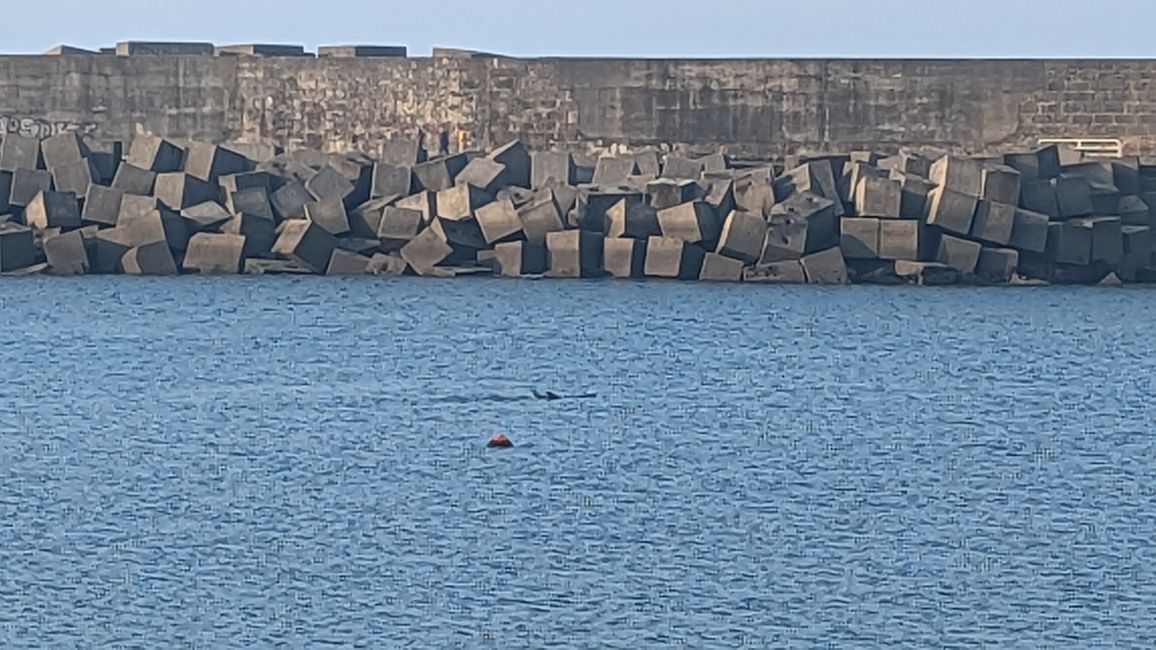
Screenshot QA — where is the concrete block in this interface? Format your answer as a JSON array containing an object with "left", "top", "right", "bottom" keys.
[
  {"left": 1003, "top": 145, "right": 1061, "bottom": 181},
  {"left": 976, "top": 247, "right": 1019, "bottom": 283},
  {"left": 1046, "top": 222, "right": 1092, "bottom": 266},
  {"left": 603, "top": 237, "right": 646, "bottom": 279},
  {"left": 304, "top": 197, "right": 350, "bottom": 236},
  {"left": 40, "top": 132, "right": 89, "bottom": 169},
  {"left": 775, "top": 161, "right": 844, "bottom": 216},
  {"left": 1009, "top": 208, "right": 1050, "bottom": 254},
  {"left": 118, "top": 208, "right": 190, "bottom": 251},
  {"left": 414, "top": 154, "right": 469, "bottom": 192},
  {"left": 644, "top": 236, "right": 705, "bottom": 280},
  {"left": 1062, "top": 161, "right": 1117, "bottom": 191},
  {"left": 700, "top": 153, "right": 731, "bottom": 174},
  {"left": 155, "top": 173, "right": 218, "bottom": 210},
  {"left": 90, "top": 229, "right": 131, "bottom": 274},
  {"left": 800, "top": 247, "right": 849, "bottom": 284},
  {"left": 436, "top": 184, "right": 491, "bottom": 221},
  {"left": 532, "top": 151, "right": 574, "bottom": 187},
  {"left": 894, "top": 261, "right": 960, "bottom": 286},
  {"left": 518, "top": 196, "right": 565, "bottom": 244},
  {"left": 10, "top": 168, "right": 53, "bottom": 207},
  {"left": 0, "top": 223, "right": 36, "bottom": 271},
  {"left": 121, "top": 242, "right": 178, "bottom": 276},
  {"left": 896, "top": 149, "right": 933, "bottom": 178},
  {"left": 183, "top": 233, "right": 245, "bottom": 274},
  {"left": 377, "top": 206, "right": 425, "bottom": 247},
  {"left": 0, "top": 171, "right": 10, "bottom": 213},
  {"left": 223, "top": 213, "right": 276, "bottom": 259},
  {"left": 593, "top": 157, "right": 640, "bottom": 185},
  {"left": 400, "top": 227, "right": 453, "bottom": 275},
  {"left": 930, "top": 155, "right": 984, "bottom": 196},
  {"left": 367, "top": 253, "right": 409, "bottom": 276},
  {"left": 879, "top": 219, "right": 932, "bottom": 261},
  {"left": 981, "top": 165, "right": 1022, "bottom": 204},
  {"left": 24, "top": 191, "right": 80, "bottom": 230},
  {"left": 546, "top": 230, "right": 603, "bottom": 278},
  {"left": 847, "top": 162, "right": 887, "bottom": 207},
  {"left": 657, "top": 201, "right": 719, "bottom": 246},
  {"left": 733, "top": 180, "right": 775, "bottom": 218},
  {"left": 760, "top": 192, "right": 839, "bottom": 263},
  {"left": 925, "top": 187, "right": 977, "bottom": 236},
  {"left": 215, "top": 43, "right": 309, "bottom": 57},
  {"left": 228, "top": 186, "right": 275, "bottom": 221},
  {"left": 43, "top": 230, "right": 89, "bottom": 275},
  {"left": 119, "top": 195, "right": 162, "bottom": 224},
  {"left": 184, "top": 142, "right": 250, "bottom": 183},
  {"left": 1091, "top": 189, "right": 1121, "bottom": 216},
  {"left": 382, "top": 137, "right": 427, "bottom": 167},
  {"left": 111, "top": 163, "right": 157, "bottom": 196},
  {"left": 271, "top": 181, "right": 312, "bottom": 220},
  {"left": 244, "top": 259, "right": 313, "bottom": 274},
  {"left": 1087, "top": 216, "right": 1123, "bottom": 265},
  {"left": 272, "top": 219, "right": 339, "bottom": 273},
  {"left": 970, "top": 200, "right": 1016, "bottom": 245},
  {"left": 50, "top": 159, "right": 95, "bottom": 197},
  {"left": 631, "top": 151, "right": 661, "bottom": 177},
  {"left": 716, "top": 210, "right": 768, "bottom": 264},
  {"left": 395, "top": 191, "right": 437, "bottom": 223},
  {"left": 1118, "top": 195, "right": 1150, "bottom": 226},
  {"left": 1020, "top": 180, "right": 1059, "bottom": 219},
  {"left": 661, "top": 155, "right": 703, "bottom": 180},
  {"left": 699, "top": 252, "right": 744, "bottom": 282},
  {"left": 126, "top": 134, "right": 184, "bottom": 173},
  {"left": 648, "top": 179, "right": 701, "bottom": 210},
  {"left": 840, "top": 217, "right": 880, "bottom": 259},
  {"left": 1113, "top": 160, "right": 1142, "bottom": 195},
  {"left": 605, "top": 197, "right": 661, "bottom": 239},
  {"left": 318, "top": 45, "right": 407, "bottom": 58},
  {"left": 1053, "top": 175, "right": 1094, "bottom": 218},
  {"left": 704, "top": 178, "right": 736, "bottom": 217},
  {"left": 577, "top": 189, "right": 638, "bottom": 233},
  {"left": 181, "top": 201, "right": 232, "bottom": 232},
  {"left": 347, "top": 197, "right": 389, "bottom": 238},
  {"left": 936, "top": 234, "right": 982, "bottom": 273},
  {"left": 220, "top": 171, "right": 272, "bottom": 197},
  {"left": 488, "top": 140, "right": 532, "bottom": 188},
  {"left": 743, "top": 261, "right": 806, "bottom": 283},
  {"left": 493, "top": 241, "right": 547, "bottom": 277},
  {"left": 116, "top": 41, "right": 214, "bottom": 56},
  {"left": 336, "top": 238, "right": 381, "bottom": 257},
  {"left": 85, "top": 140, "right": 122, "bottom": 185},
  {"left": 475, "top": 198, "right": 523, "bottom": 244},
  {"left": 854, "top": 175, "right": 901, "bottom": 217},
  {"left": 1122, "top": 225, "right": 1151, "bottom": 275},
  {"left": 305, "top": 165, "right": 354, "bottom": 203},
  {"left": 371, "top": 163, "right": 414, "bottom": 199},
  {"left": 0, "top": 135, "right": 40, "bottom": 172},
  {"left": 888, "top": 171, "right": 936, "bottom": 219},
  {"left": 326, "top": 249, "right": 372, "bottom": 275}
]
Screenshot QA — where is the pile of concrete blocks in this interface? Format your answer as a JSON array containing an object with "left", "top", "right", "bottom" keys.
[{"left": 0, "top": 131, "right": 1151, "bottom": 285}]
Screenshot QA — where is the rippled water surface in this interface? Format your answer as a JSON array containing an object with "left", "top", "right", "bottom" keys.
[{"left": 2, "top": 277, "right": 1156, "bottom": 647}]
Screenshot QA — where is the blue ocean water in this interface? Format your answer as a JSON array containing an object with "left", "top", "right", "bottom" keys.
[{"left": 1, "top": 277, "right": 1155, "bottom": 648}]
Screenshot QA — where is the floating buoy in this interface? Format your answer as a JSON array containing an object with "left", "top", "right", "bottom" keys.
[{"left": 487, "top": 433, "right": 514, "bottom": 449}]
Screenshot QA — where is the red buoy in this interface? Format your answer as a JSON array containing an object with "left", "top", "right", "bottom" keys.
[{"left": 487, "top": 433, "right": 514, "bottom": 449}]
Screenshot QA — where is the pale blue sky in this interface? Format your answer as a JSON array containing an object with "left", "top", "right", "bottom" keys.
[{"left": 12, "top": 0, "right": 1156, "bottom": 58}]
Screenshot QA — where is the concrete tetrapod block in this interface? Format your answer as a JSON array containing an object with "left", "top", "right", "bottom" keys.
[
  {"left": 223, "top": 214, "right": 277, "bottom": 259},
  {"left": 43, "top": 230, "right": 89, "bottom": 275},
  {"left": 10, "top": 168, "right": 53, "bottom": 207},
  {"left": 272, "top": 220, "right": 340, "bottom": 273},
  {"left": 743, "top": 261, "right": 806, "bottom": 283},
  {"left": 976, "top": 247, "right": 1020, "bottom": 283},
  {"left": 930, "top": 155, "right": 984, "bottom": 196},
  {"left": 1046, "top": 221, "right": 1093, "bottom": 266},
  {"left": 546, "top": 230, "right": 603, "bottom": 278},
  {"left": 0, "top": 223, "right": 36, "bottom": 272},
  {"left": 716, "top": 210, "right": 768, "bottom": 264},
  {"left": 1009, "top": 208, "right": 1050, "bottom": 254},
  {"left": 184, "top": 142, "right": 250, "bottom": 183},
  {"left": 605, "top": 197, "right": 662, "bottom": 239},
  {"left": 699, "top": 252, "right": 744, "bottom": 282},
  {"left": 121, "top": 242, "right": 178, "bottom": 276},
  {"left": 801, "top": 247, "right": 850, "bottom": 284},
  {"left": 400, "top": 227, "right": 453, "bottom": 275},
  {"left": 126, "top": 134, "right": 185, "bottom": 173},
  {"left": 840, "top": 217, "right": 881, "bottom": 259},
  {"left": 644, "top": 236, "right": 705, "bottom": 280},
  {"left": 183, "top": 233, "right": 246, "bottom": 274},
  {"left": 371, "top": 163, "right": 413, "bottom": 199},
  {"left": 0, "top": 134, "right": 41, "bottom": 172},
  {"left": 936, "top": 234, "right": 983, "bottom": 273},
  {"left": 111, "top": 163, "right": 157, "bottom": 196},
  {"left": 326, "top": 249, "right": 372, "bottom": 275},
  {"left": 981, "top": 165, "right": 1022, "bottom": 204},
  {"left": 51, "top": 159, "right": 96, "bottom": 197},
  {"left": 925, "top": 188, "right": 977, "bottom": 236},
  {"left": 657, "top": 201, "right": 719, "bottom": 247},
  {"left": 879, "top": 219, "right": 932, "bottom": 261},
  {"left": 487, "top": 140, "right": 532, "bottom": 189},
  {"left": 304, "top": 197, "right": 351, "bottom": 236},
  {"left": 413, "top": 154, "right": 469, "bottom": 192},
  {"left": 518, "top": 196, "right": 565, "bottom": 244},
  {"left": 181, "top": 201, "right": 233, "bottom": 232},
  {"left": 271, "top": 181, "right": 312, "bottom": 221},
  {"left": 475, "top": 198, "right": 523, "bottom": 245},
  {"left": 493, "top": 241, "right": 548, "bottom": 277},
  {"left": 603, "top": 237, "right": 646, "bottom": 279},
  {"left": 38, "top": 132, "right": 89, "bottom": 167},
  {"left": 760, "top": 192, "right": 839, "bottom": 263},
  {"left": 970, "top": 200, "right": 1016, "bottom": 246},
  {"left": 24, "top": 191, "right": 80, "bottom": 230},
  {"left": 854, "top": 176, "right": 901, "bottom": 217},
  {"left": 366, "top": 253, "right": 409, "bottom": 276}
]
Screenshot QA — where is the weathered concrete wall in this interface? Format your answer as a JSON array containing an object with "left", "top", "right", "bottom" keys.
[{"left": 2, "top": 55, "right": 1156, "bottom": 158}]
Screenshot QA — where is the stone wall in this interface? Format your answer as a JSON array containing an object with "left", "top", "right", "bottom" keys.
[{"left": 2, "top": 55, "right": 1156, "bottom": 158}]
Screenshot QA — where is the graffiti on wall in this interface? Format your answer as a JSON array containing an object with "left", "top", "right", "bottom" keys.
[{"left": 0, "top": 116, "right": 98, "bottom": 139}]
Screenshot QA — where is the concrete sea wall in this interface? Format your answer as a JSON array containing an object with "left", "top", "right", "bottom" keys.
[{"left": 4, "top": 54, "right": 1156, "bottom": 158}]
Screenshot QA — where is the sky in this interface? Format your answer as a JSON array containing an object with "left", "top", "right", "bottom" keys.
[{"left": 12, "top": 0, "right": 1156, "bottom": 58}]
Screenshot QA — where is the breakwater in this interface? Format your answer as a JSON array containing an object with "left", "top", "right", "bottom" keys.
[{"left": 0, "top": 132, "right": 1149, "bottom": 285}]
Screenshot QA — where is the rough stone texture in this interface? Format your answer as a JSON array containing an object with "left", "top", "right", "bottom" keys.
[
  {"left": 603, "top": 237, "right": 646, "bottom": 278},
  {"left": 183, "top": 233, "right": 246, "bottom": 274}
]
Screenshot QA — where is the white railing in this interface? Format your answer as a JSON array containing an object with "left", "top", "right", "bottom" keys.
[{"left": 1038, "top": 137, "right": 1124, "bottom": 158}]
